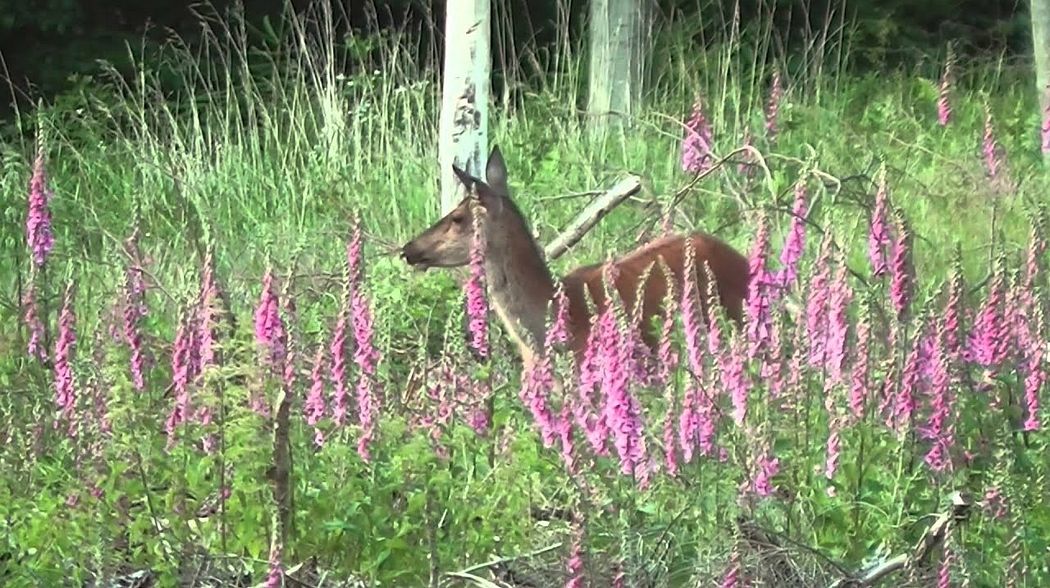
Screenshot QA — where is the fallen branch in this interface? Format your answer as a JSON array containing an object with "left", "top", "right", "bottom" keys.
[
  {"left": 828, "top": 491, "right": 973, "bottom": 587},
  {"left": 543, "top": 174, "right": 642, "bottom": 261}
]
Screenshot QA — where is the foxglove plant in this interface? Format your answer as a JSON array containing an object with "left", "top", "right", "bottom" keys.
[
  {"left": 254, "top": 266, "right": 286, "bottom": 369},
  {"left": 54, "top": 282, "right": 77, "bottom": 426},
  {"left": 891, "top": 317, "right": 926, "bottom": 434},
  {"left": 305, "top": 344, "right": 327, "bottom": 447},
  {"left": 23, "top": 288, "right": 45, "bottom": 361},
  {"left": 26, "top": 145, "right": 54, "bottom": 268},
  {"left": 805, "top": 235, "right": 833, "bottom": 366},
  {"left": 681, "top": 95, "right": 715, "bottom": 174},
  {"left": 351, "top": 274, "right": 381, "bottom": 459},
  {"left": 329, "top": 282, "right": 351, "bottom": 427},
  {"left": 464, "top": 197, "right": 490, "bottom": 360},
  {"left": 967, "top": 253, "right": 1009, "bottom": 369},
  {"left": 849, "top": 297, "right": 872, "bottom": 422},
  {"left": 575, "top": 312, "right": 608, "bottom": 455},
  {"left": 982, "top": 104, "right": 1004, "bottom": 180},
  {"left": 777, "top": 180, "right": 808, "bottom": 291},
  {"left": 166, "top": 310, "right": 196, "bottom": 448},
  {"left": 520, "top": 285, "right": 569, "bottom": 447},
  {"left": 824, "top": 259, "right": 853, "bottom": 386},
  {"left": 923, "top": 320, "right": 954, "bottom": 472},
  {"left": 937, "top": 45, "right": 954, "bottom": 126},
  {"left": 597, "top": 263, "right": 647, "bottom": 481},
  {"left": 196, "top": 247, "right": 220, "bottom": 374},
  {"left": 750, "top": 445, "right": 780, "bottom": 497},
  {"left": 1022, "top": 301, "right": 1045, "bottom": 432},
  {"left": 888, "top": 209, "right": 913, "bottom": 320},
  {"left": 565, "top": 512, "right": 585, "bottom": 588},
  {"left": 868, "top": 167, "right": 892, "bottom": 277},
  {"left": 121, "top": 230, "right": 147, "bottom": 391},
  {"left": 744, "top": 214, "right": 772, "bottom": 360},
  {"left": 765, "top": 67, "right": 784, "bottom": 141}
]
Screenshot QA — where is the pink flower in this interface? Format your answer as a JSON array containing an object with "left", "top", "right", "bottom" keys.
[
  {"left": 721, "top": 546, "right": 741, "bottom": 588},
  {"left": 196, "top": 248, "right": 220, "bottom": 373},
  {"left": 982, "top": 105, "right": 1003, "bottom": 179},
  {"left": 888, "top": 211, "right": 912, "bottom": 319},
  {"left": 868, "top": 168, "right": 892, "bottom": 277},
  {"left": 254, "top": 266, "right": 286, "bottom": 368},
  {"left": 776, "top": 180, "right": 808, "bottom": 290},
  {"left": 765, "top": 68, "right": 784, "bottom": 141},
  {"left": 824, "top": 261, "right": 852, "bottom": 386},
  {"left": 22, "top": 286, "right": 45, "bottom": 361},
  {"left": 352, "top": 287, "right": 380, "bottom": 461},
  {"left": 598, "top": 264, "right": 647, "bottom": 480},
  {"left": 305, "top": 344, "right": 327, "bottom": 447},
  {"left": 26, "top": 147, "right": 54, "bottom": 268},
  {"left": 938, "top": 547, "right": 953, "bottom": 588},
  {"left": 565, "top": 513, "right": 585, "bottom": 588},
  {"left": 1021, "top": 303, "right": 1044, "bottom": 432},
  {"left": 122, "top": 231, "right": 148, "bottom": 391},
  {"left": 967, "top": 258, "right": 1009, "bottom": 368},
  {"left": 751, "top": 449, "right": 779, "bottom": 497},
  {"left": 266, "top": 537, "right": 283, "bottom": 588},
  {"left": 681, "top": 241, "right": 706, "bottom": 376},
  {"left": 824, "top": 418, "right": 841, "bottom": 485},
  {"left": 681, "top": 96, "right": 715, "bottom": 174},
  {"left": 166, "top": 310, "right": 196, "bottom": 448},
  {"left": 556, "top": 401, "right": 579, "bottom": 476},
  {"left": 655, "top": 272, "right": 680, "bottom": 388},
  {"left": 848, "top": 299, "right": 872, "bottom": 422},
  {"left": 329, "top": 293, "right": 350, "bottom": 427},
  {"left": 464, "top": 201, "right": 489, "bottom": 359},
  {"left": 575, "top": 315, "right": 607, "bottom": 455},
  {"left": 724, "top": 338, "right": 750, "bottom": 427},
  {"left": 744, "top": 214, "right": 772, "bottom": 360},
  {"left": 54, "top": 283, "right": 77, "bottom": 423},
  {"left": 891, "top": 322, "right": 925, "bottom": 434},
  {"left": 923, "top": 321, "right": 954, "bottom": 472},
  {"left": 805, "top": 235, "right": 833, "bottom": 366}
]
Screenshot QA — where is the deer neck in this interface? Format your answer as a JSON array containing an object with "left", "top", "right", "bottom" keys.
[{"left": 484, "top": 222, "right": 556, "bottom": 367}]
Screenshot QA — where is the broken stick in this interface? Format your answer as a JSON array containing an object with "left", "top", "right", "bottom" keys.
[{"left": 543, "top": 174, "right": 643, "bottom": 261}]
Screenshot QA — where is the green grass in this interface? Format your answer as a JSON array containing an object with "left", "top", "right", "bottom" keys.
[{"left": 1, "top": 1, "right": 1048, "bottom": 586}]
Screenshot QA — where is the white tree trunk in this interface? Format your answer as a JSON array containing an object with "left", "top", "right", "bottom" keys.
[
  {"left": 439, "top": 0, "right": 491, "bottom": 214},
  {"left": 587, "top": 0, "right": 651, "bottom": 136},
  {"left": 1031, "top": 0, "right": 1050, "bottom": 159}
]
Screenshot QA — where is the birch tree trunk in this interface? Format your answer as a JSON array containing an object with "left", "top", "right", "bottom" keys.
[
  {"left": 1031, "top": 0, "right": 1050, "bottom": 158},
  {"left": 439, "top": 0, "right": 491, "bottom": 214},
  {"left": 587, "top": 0, "right": 651, "bottom": 137}
]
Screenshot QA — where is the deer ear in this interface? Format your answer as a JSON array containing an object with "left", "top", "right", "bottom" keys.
[
  {"left": 485, "top": 145, "right": 508, "bottom": 193},
  {"left": 451, "top": 164, "right": 476, "bottom": 190}
]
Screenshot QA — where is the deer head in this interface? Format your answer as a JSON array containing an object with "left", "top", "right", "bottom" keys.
[{"left": 401, "top": 145, "right": 510, "bottom": 271}]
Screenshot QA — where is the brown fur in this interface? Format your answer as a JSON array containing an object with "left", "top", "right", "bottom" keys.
[{"left": 401, "top": 146, "right": 751, "bottom": 371}]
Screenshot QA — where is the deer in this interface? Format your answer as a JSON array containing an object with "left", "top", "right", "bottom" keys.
[{"left": 400, "top": 145, "right": 751, "bottom": 374}]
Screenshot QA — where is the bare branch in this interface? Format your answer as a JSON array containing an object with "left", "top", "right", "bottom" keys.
[{"left": 543, "top": 174, "right": 642, "bottom": 261}]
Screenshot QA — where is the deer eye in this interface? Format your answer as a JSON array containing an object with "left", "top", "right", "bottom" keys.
[{"left": 451, "top": 215, "right": 465, "bottom": 225}]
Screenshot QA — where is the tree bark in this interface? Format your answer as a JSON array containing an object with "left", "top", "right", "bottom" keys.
[
  {"left": 587, "top": 0, "right": 652, "bottom": 137},
  {"left": 1031, "top": 0, "right": 1050, "bottom": 158},
  {"left": 439, "top": 0, "right": 491, "bottom": 213}
]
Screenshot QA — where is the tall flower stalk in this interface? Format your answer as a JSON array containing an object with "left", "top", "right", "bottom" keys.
[{"left": 681, "top": 95, "right": 715, "bottom": 174}]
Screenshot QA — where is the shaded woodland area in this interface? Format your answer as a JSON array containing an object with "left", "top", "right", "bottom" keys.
[{"left": 0, "top": 0, "right": 1035, "bottom": 119}]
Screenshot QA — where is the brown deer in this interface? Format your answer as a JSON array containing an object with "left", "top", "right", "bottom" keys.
[{"left": 400, "top": 146, "right": 751, "bottom": 371}]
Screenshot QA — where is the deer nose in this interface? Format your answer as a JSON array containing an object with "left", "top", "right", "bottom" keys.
[{"left": 400, "top": 242, "right": 424, "bottom": 265}]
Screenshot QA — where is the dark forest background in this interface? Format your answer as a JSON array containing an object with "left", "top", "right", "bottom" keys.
[{"left": 0, "top": 0, "right": 1032, "bottom": 120}]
